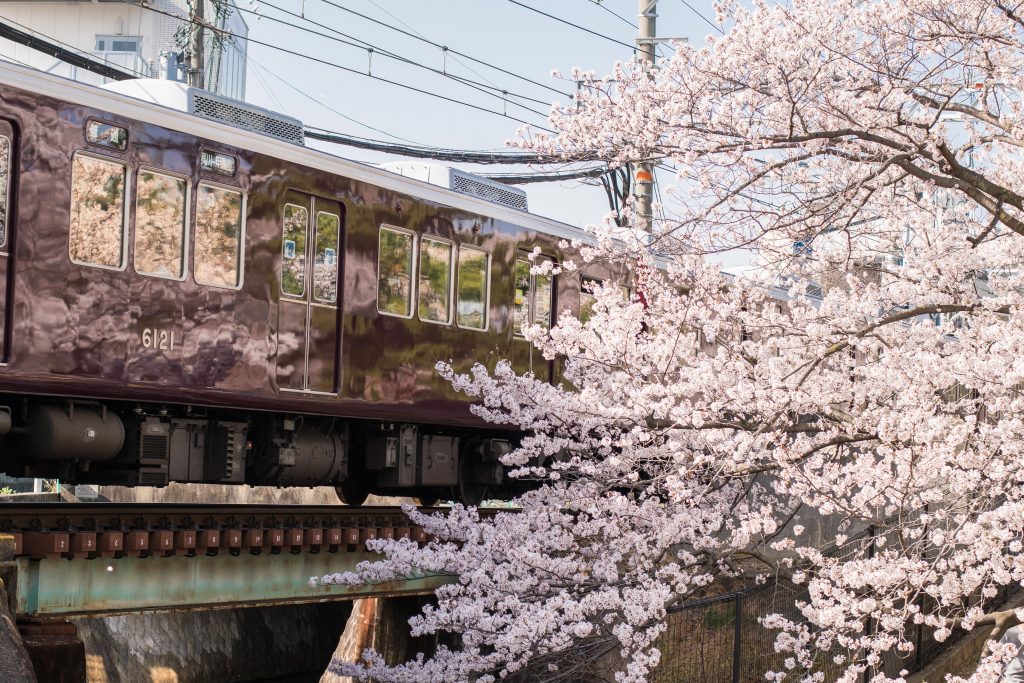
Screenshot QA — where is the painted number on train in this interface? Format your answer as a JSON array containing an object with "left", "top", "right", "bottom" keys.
[{"left": 141, "top": 327, "right": 176, "bottom": 351}]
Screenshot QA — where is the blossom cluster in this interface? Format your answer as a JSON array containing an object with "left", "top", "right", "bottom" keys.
[{"left": 320, "top": 1, "right": 1024, "bottom": 681}]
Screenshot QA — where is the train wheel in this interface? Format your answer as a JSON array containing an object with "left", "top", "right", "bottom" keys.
[{"left": 335, "top": 477, "right": 369, "bottom": 506}]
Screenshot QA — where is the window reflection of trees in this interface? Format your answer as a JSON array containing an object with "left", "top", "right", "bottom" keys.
[
  {"left": 579, "top": 276, "right": 600, "bottom": 324},
  {"left": 135, "top": 171, "right": 187, "bottom": 278},
  {"left": 281, "top": 204, "right": 307, "bottom": 297},
  {"left": 457, "top": 247, "right": 488, "bottom": 329},
  {"left": 194, "top": 184, "right": 242, "bottom": 288},
  {"left": 418, "top": 238, "right": 452, "bottom": 323},
  {"left": 513, "top": 259, "right": 531, "bottom": 335},
  {"left": 69, "top": 154, "right": 126, "bottom": 268},
  {"left": 314, "top": 212, "right": 340, "bottom": 303},
  {"left": 0, "top": 136, "right": 8, "bottom": 246},
  {"left": 513, "top": 257, "right": 553, "bottom": 334},
  {"left": 533, "top": 270, "right": 553, "bottom": 330},
  {"left": 377, "top": 228, "right": 413, "bottom": 316}
]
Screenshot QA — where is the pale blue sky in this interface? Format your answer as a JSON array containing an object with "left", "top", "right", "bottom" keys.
[{"left": 240, "top": 0, "right": 722, "bottom": 229}]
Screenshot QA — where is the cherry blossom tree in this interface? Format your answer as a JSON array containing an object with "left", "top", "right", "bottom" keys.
[{"left": 319, "top": 1, "right": 1024, "bottom": 681}]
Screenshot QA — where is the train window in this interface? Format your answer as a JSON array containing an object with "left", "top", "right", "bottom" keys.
[
  {"left": 534, "top": 269, "right": 553, "bottom": 331},
  {"left": 457, "top": 246, "right": 489, "bottom": 330},
  {"left": 377, "top": 226, "right": 415, "bottom": 317},
  {"left": 418, "top": 238, "right": 453, "bottom": 323},
  {"left": 134, "top": 170, "right": 188, "bottom": 279},
  {"left": 580, "top": 276, "right": 600, "bottom": 324},
  {"left": 85, "top": 120, "right": 127, "bottom": 151},
  {"left": 0, "top": 135, "right": 8, "bottom": 247},
  {"left": 513, "top": 255, "right": 554, "bottom": 336},
  {"left": 281, "top": 204, "right": 308, "bottom": 297},
  {"left": 69, "top": 153, "right": 127, "bottom": 269},
  {"left": 194, "top": 183, "right": 243, "bottom": 288},
  {"left": 313, "top": 212, "right": 340, "bottom": 303},
  {"left": 513, "top": 259, "right": 531, "bottom": 335}
]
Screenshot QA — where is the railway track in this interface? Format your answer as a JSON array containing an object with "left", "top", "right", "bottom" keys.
[{"left": 0, "top": 503, "right": 448, "bottom": 560}]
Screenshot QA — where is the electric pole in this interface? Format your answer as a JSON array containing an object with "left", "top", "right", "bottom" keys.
[
  {"left": 635, "top": 0, "right": 657, "bottom": 231},
  {"left": 187, "top": 0, "right": 205, "bottom": 89}
]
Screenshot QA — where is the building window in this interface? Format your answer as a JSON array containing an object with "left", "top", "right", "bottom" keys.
[
  {"left": 69, "top": 153, "right": 127, "bottom": 269},
  {"left": 418, "top": 237, "right": 453, "bottom": 324},
  {"left": 377, "top": 226, "right": 415, "bottom": 317},
  {"left": 95, "top": 36, "right": 141, "bottom": 53},
  {"left": 135, "top": 170, "right": 188, "bottom": 279},
  {"left": 457, "top": 246, "right": 489, "bottom": 330},
  {"left": 281, "top": 204, "right": 308, "bottom": 297},
  {"left": 194, "top": 183, "right": 243, "bottom": 288},
  {"left": 313, "top": 212, "right": 340, "bottom": 303}
]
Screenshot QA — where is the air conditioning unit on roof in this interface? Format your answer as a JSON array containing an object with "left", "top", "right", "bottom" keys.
[
  {"left": 381, "top": 162, "right": 528, "bottom": 212},
  {"left": 101, "top": 79, "right": 305, "bottom": 146}
]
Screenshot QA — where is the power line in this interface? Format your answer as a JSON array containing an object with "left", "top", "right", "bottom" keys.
[
  {"left": 362, "top": 0, "right": 502, "bottom": 94},
  {"left": 485, "top": 166, "right": 609, "bottom": 184},
  {"left": 316, "top": 0, "right": 572, "bottom": 99},
  {"left": 505, "top": 0, "right": 636, "bottom": 51},
  {"left": 677, "top": 0, "right": 725, "bottom": 34},
  {"left": 239, "top": 0, "right": 554, "bottom": 115},
  {"left": 0, "top": 17, "right": 601, "bottom": 177},
  {"left": 247, "top": 54, "right": 422, "bottom": 143},
  {"left": 588, "top": 0, "right": 637, "bottom": 28},
  {"left": 304, "top": 127, "right": 596, "bottom": 164},
  {"left": 125, "top": 1, "right": 555, "bottom": 131}
]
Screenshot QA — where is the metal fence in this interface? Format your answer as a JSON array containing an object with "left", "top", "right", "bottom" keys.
[{"left": 653, "top": 521, "right": 1019, "bottom": 683}]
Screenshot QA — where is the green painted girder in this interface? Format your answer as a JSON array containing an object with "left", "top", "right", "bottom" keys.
[{"left": 15, "top": 552, "right": 449, "bottom": 617}]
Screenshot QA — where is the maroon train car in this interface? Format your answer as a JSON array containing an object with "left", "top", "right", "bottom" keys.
[{"left": 0, "top": 61, "right": 608, "bottom": 504}]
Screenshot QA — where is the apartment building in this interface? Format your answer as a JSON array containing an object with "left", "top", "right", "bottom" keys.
[{"left": 0, "top": 0, "right": 247, "bottom": 100}]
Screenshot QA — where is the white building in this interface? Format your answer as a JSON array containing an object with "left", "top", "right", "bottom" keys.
[{"left": 0, "top": 0, "right": 247, "bottom": 100}]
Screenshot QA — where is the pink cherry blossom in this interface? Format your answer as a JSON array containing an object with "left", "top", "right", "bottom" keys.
[{"left": 319, "top": 1, "right": 1024, "bottom": 680}]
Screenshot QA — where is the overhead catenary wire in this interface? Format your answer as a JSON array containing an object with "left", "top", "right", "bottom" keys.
[
  {"left": 505, "top": 0, "right": 637, "bottom": 51},
  {"left": 0, "top": 16, "right": 609, "bottom": 183},
  {"left": 125, "top": 0, "right": 555, "bottom": 132},
  {"left": 247, "top": 55, "right": 422, "bottom": 143},
  {"left": 677, "top": 0, "right": 725, "bottom": 34},
  {"left": 588, "top": 0, "right": 638, "bottom": 28},
  {"left": 362, "top": 0, "right": 503, "bottom": 94},
  {"left": 236, "top": 0, "right": 556, "bottom": 114},
  {"left": 316, "top": 0, "right": 573, "bottom": 99}
]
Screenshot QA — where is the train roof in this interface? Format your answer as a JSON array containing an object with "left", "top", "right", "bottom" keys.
[{"left": 0, "top": 60, "right": 592, "bottom": 245}]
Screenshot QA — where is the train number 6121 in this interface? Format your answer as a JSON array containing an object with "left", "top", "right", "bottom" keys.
[{"left": 141, "top": 328, "right": 176, "bottom": 351}]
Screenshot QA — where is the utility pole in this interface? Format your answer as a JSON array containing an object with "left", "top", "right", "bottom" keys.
[
  {"left": 635, "top": 0, "right": 657, "bottom": 230},
  {"left": 187, "top": 0, "right": 205, "bottom": 89}
]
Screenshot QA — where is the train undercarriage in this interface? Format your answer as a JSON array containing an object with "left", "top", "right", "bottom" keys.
[{"left": 0, "top": 399, "right": 515, "bottom": 506}]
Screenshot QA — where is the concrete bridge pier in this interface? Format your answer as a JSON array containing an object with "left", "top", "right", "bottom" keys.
[{"left": 322, "top": 595, "right": 451, "bottom": 682}]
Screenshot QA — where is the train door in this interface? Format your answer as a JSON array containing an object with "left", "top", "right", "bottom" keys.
[
  {"left": 276, "top": 191, "right": 344, "bottom": 393},
  {"left": 512, "top": 252, "right": 555, "bottom": 383},
  {"left": 0, "top": 119, "right": 14, "bottom": 361}
]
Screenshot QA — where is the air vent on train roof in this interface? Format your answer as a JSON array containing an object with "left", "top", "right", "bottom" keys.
[
  {"left": 100, "top": 79, "right": 305, "bottom": 146},
  {"left": 380, "top": 162, "right": 528, "bottom": 212}
]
